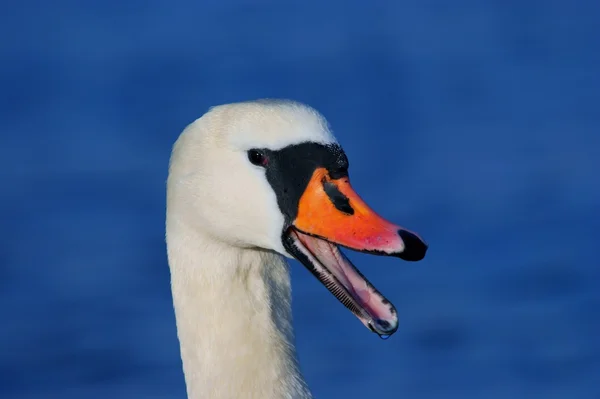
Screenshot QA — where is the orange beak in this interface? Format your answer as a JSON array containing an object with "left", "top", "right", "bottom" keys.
[{"left": 292, "top": 168, "right": 427, "bottom": 260}]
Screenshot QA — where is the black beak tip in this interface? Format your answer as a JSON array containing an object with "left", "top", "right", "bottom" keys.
[
  {"left": 368, "top": 318, "right": 399, "bottom": 337},
  {"left": 397, "top": 229, "right": 428, "bottom": 261}
]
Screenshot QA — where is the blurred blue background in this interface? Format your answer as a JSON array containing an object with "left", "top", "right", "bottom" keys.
[{"left": 2, "top": 1, "right": 599, "bottom": 398}]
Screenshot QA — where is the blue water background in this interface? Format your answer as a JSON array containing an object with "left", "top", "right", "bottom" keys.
[{"left": 1, "top": 1, "right": 599, "bottom": 398}]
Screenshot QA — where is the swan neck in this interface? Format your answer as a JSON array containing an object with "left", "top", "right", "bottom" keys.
[{"left": 166, "top": 220, "right": 312, "bottom": 399}]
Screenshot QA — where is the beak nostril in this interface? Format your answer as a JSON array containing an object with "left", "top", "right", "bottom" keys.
[{"left": 397, "top": 229, "right": 428, "bottom": 261}]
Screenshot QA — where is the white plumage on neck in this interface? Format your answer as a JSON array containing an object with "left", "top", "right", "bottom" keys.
[
  {"left": 166, "top": 215, "right": 312, "bottom": 399},
  {"left": 165, "top": 100, "right": 329, "bottom": 398}
]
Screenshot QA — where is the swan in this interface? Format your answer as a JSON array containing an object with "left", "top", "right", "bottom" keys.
[{"left": 166, "top": 99, "right": 428, "bottom": 399}]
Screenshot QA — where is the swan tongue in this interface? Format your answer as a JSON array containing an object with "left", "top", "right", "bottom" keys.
[{"left": 284, "top": 229, "right": 398, "bottom": 336}]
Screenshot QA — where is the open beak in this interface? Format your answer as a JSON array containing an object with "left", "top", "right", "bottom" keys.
[{"left": 282, "top": 168, "right": 428, "bottom": 337}]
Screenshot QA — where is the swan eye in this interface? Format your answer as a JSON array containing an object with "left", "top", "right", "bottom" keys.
[{"left": 248, "top": 149, "right": 268, "bottom": 167}]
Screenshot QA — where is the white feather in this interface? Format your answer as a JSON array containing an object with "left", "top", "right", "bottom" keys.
[{"left": 166, "top": 99, "right": 336, "bottom": 399}]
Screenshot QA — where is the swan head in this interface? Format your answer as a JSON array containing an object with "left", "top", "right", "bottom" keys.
[{"left": 167, "top": 99, "right": 428, "bottom": 337}]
